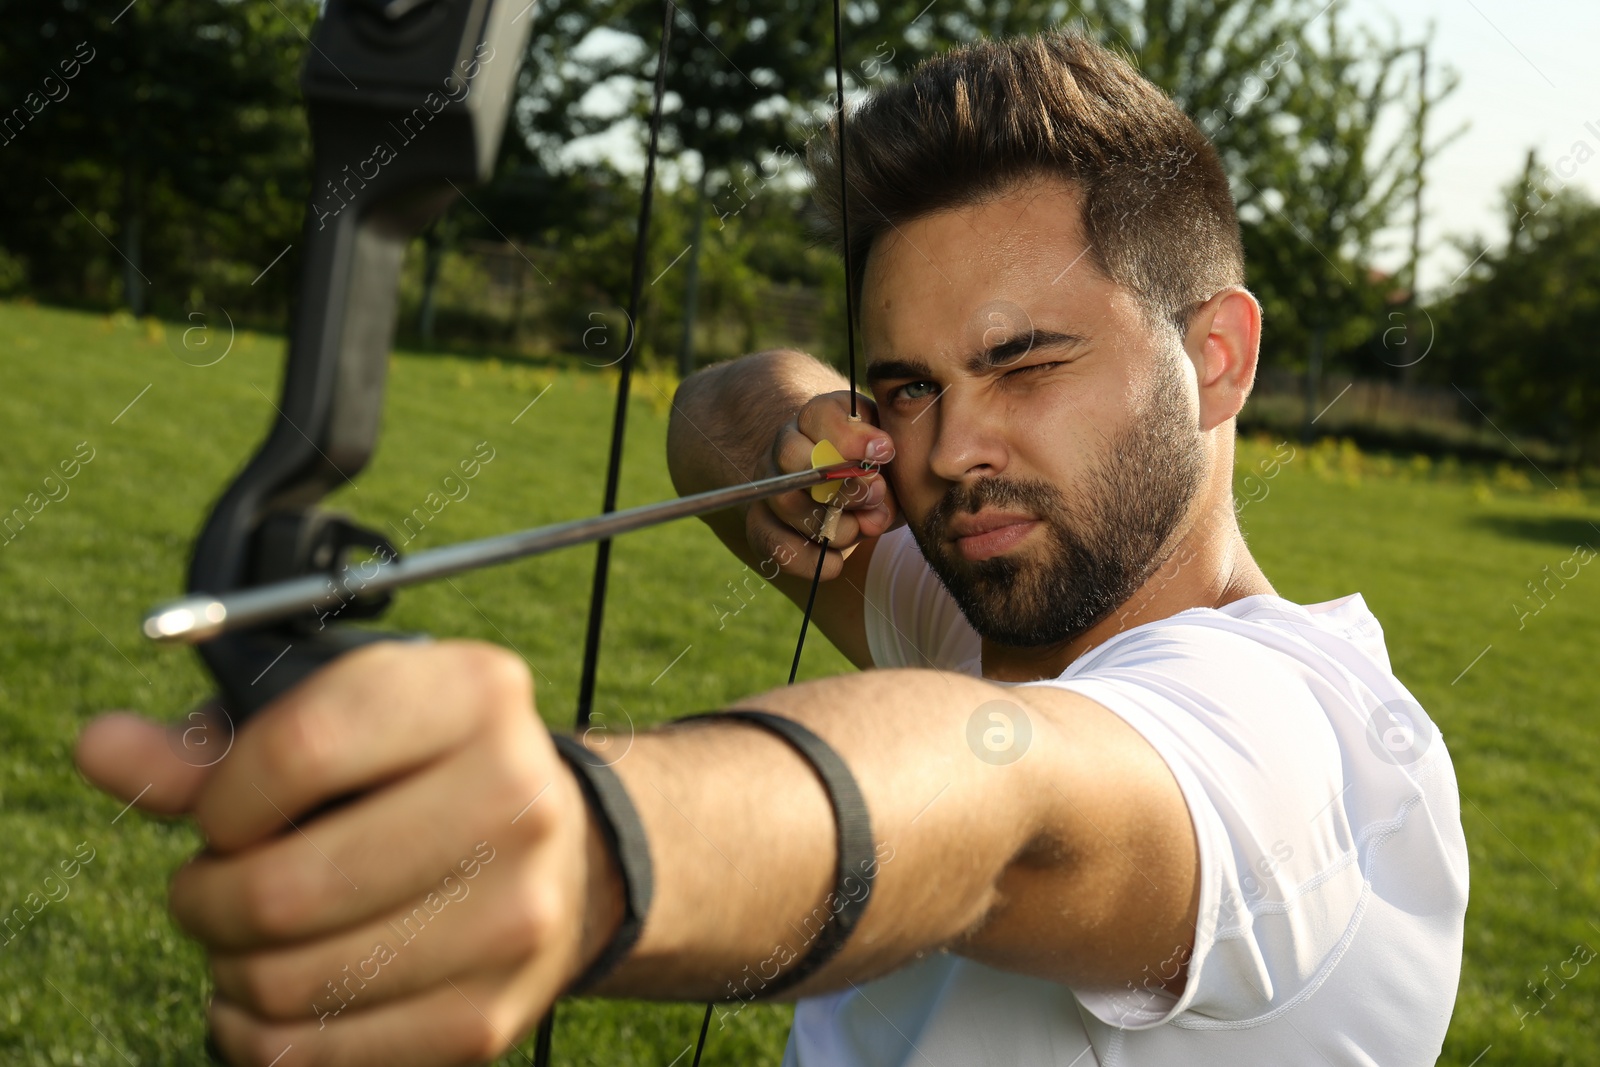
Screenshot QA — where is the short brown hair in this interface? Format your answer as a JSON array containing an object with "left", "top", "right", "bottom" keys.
[{"left": 807, "top": 32, "right": 1244, "bottom": 331}]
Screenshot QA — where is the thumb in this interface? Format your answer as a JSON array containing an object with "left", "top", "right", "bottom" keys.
[{"left": 75, "top": 704, "right": 232, "bottom": 817}]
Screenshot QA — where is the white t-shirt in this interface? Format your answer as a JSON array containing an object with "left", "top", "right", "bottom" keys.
[{"left": 782, "top": 526, "right": 1469, "bottom": 1067}]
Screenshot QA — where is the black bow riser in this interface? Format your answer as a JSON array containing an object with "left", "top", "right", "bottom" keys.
[{"left": 185, "top": 0, "right": 533, "bottom": 718}]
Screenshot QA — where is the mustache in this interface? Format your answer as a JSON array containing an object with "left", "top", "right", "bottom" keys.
[{"left": 923, "top": 477, "right": 1067, "bottom": 537}]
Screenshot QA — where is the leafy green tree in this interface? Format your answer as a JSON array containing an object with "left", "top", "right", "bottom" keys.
[
  {"left": 522, "top": 0, "right": 862, "bottom": 375},
  {"left": 1231, "top": 10, "right": 1438, "bottom": 435},
  {"left": 512, "top": 0, "right": 1448, "bottom": 392},
  {"left": 0, "top": 0, "right": 312, "bottom": 316},
  {"left": 1435, "top": 173, "right": 1600, "bottom": 462}
]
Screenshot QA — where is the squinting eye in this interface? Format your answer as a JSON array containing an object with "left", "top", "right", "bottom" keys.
[{"left": 897, "top": 381, "right": 940, "bottom": 401}]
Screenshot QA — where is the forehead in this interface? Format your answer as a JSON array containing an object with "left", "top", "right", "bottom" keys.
[{"left": 859, "top": 177, "right": 1145, "bottom": 367}]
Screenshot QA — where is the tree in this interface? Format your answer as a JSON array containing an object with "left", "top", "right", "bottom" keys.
[
  {"left": 1230, "top": 10, "right": 1441, "bottom": 436},
  {"left": 509, "top": 0, "right": 1448, "bottom": 390},
  {"left": 0, "top": 0, "right": 312, "bottom": 316},
  {"left": 521, "top": 0, "right": 862, "bottom": 376},
  {"left": 1434, "top": 174, "right": 1600, "bottom": 462}
]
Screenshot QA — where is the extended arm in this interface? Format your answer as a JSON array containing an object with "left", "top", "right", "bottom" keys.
[
  {"left": 77, "top": 641, "right": 1199, "bottom": 1065},
  {"left": 590, "top": 666, "right": 1200, "bottom": 1001}
]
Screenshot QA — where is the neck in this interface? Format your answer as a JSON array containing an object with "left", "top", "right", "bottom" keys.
[{"left": 979, "top": 500, "right": 1275, "bottom": 683}]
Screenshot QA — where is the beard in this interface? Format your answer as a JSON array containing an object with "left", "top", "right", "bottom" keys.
[{"left": 908, "top": 365, "right": 1205, "bottom": 649}]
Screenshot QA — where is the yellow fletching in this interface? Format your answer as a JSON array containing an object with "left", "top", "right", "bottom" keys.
[{"left": 810, "top": 439, "right": 847, "bottom": 503}]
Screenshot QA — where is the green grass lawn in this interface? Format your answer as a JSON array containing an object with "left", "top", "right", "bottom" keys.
[{"left": 1, "top": 300, "right": 1596, "bottom": 1065}]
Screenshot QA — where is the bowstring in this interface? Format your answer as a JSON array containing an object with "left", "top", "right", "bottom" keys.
[
  {"left": 831, "top": 0, "right": 861, "bottom": 419},
  {"left": 539, "top": 4, "right": 675, "bottom": 1065},
  {"left": 546, "top": 0, "right": 858, "bottom": 1059},
  {"left": 573, "top": 0, "right": 676, "bottom": 733},
  {"left": 687, "top": 0, "right": 860, "bottom": 1060}
]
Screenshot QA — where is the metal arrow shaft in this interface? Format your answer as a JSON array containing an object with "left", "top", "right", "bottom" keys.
[{"left": 144, "top": 460, "right": 871, "bottom": 644}]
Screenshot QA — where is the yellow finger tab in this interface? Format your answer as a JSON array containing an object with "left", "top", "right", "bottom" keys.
[{"left": 810, "top": 439, "right": 846, "bottom": 503}]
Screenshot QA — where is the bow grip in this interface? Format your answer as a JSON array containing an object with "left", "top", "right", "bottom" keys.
[{"left": 184, "top": 0, "right": 533, "bottom": 720}]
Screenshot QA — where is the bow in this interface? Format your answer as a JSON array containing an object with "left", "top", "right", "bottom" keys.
[
  {"left": 156, "top": 0, "right": 861, "bottom": 1062},
  {"left": 181, "top": 0, "right": 537, "bottom": 718}
]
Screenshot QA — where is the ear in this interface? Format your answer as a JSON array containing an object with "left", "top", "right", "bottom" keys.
[{"left": 1183, "top": 288, "right": 1261, "bottom": 432}]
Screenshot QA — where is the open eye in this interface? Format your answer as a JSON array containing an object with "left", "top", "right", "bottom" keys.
[{"left": 895, "top": 380, "right": 940, "bottom": 401}]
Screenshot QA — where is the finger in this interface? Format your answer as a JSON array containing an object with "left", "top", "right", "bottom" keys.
[
  {"left": 173, "top": 727, "right": 564, "bottom": 950},
  {"left": 771, "top": 419, "right": 822, "bottom": 476},
  {"left": 795, "top": 391, "right": 893, "bottom": 464},
  {"left": 768, "top": 488, "right": 839, "bottom": 540},
  {"left": 767, "top": 469, "right": 884, "bottom": 539},
  {"left": 766, "top": 466, "right": 886, "bottom": 535},
  {"left": 826, "top": 471, "right": 886, "bottom": 513},
  {"left": 195, "top": 641, "right": 531, "bottom": 854},
  {"left": 75, "top": 709, "right": 224, "bottom": 817},
  {"left": 772, "top": 407, "right": 892, "bottom": 488},
  {"left": 208, "top": 964, "right": 552, "bottom": 1067},
  {"left": 747, "top": 502, "right": 850, "bottom": 581},
  {"left": 207, "top": 854, "right": 558, "bottom": 1021},
  {"left": 846, "top": 476, "right": 899, "bottom": 539},
  {"left": 775, "top": 492, "right": 879, "bottom": 549},
  {"left": 768, "top": 423, "right": 890, "bottom": 546}
]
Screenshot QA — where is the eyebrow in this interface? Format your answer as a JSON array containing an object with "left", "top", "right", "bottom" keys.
[
  {"left": 971, "top": 329, "right": 1089, "bottom": 373},
  {"left": 865, "top": 358, "right": 934, "bottom": 383},
  {"left": 865, "top": 330, "right": 1090, "bottom": 383}
]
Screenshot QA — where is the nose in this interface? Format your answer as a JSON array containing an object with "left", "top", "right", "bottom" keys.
[{"left": 926, "top": 385, "right": 1010, "bottom": 484}]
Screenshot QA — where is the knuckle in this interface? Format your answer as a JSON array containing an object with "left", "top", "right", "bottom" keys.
[
  {"left": 769, "top": 498, "right": 812, "bottom": 534},
  {"left": 168, "top": 860, "right": 211, "bottom": 939},
  {"left": 797, "top": 391, "right": 850, "bottom": 435},
  {"left": 505, "top": 878, "right": 563, "bottom": 957},
  {"left": 239, "top": 855, "right": 317, "bottom": 941},
  {"left": 749, "top": 502, "right": 793, "bottom": 546},
  {"left": 259, "top": 703, "right": 338, "bottom": 788},
  {"left": 748, "top": 507, "right": 809, "bottom": 571},
  {"left": 232, "top": 957, "right": 282, "bottom": 1015},
  {"left": 745, "top": 506, "right": 777, "bottom": 557},
  {"left": 454, "top": 642, "right": 533, "bottom": 720},
  {"left": 838, "top": 477, "right": 876, "bottom": 508},
  {"left": 774, "top": 433, "right": 813, "bottom": 474},
  {"left": 223, "top": 954, "right": 303, "bottom": 1020},
  {"left": 498, "top": 763, "right": 553, "bottom": 842}
]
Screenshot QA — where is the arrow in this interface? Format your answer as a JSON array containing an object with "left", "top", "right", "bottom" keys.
[{"left": 143, "top": 459, "right": 873, "bottom": 644}]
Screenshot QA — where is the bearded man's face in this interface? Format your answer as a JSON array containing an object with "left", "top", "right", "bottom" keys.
[{"left": 863, "top": 178, "right": 1207, "bottom": 651}]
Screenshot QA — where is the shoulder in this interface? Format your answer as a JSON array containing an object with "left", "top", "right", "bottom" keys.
[
  {"left": 1058, "top": 593, "right": 1415, "bottom": 756},
  {"left": 1032, "top": 594, "right": 1468, "bottom": 1028},
  {"left": 1049, "top": 592, "right": 1453, "bottom": 840}
]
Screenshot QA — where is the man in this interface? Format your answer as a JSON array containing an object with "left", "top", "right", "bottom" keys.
[{"left": 75, "top": 31, "right": 1467, "bottom": 1067}]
